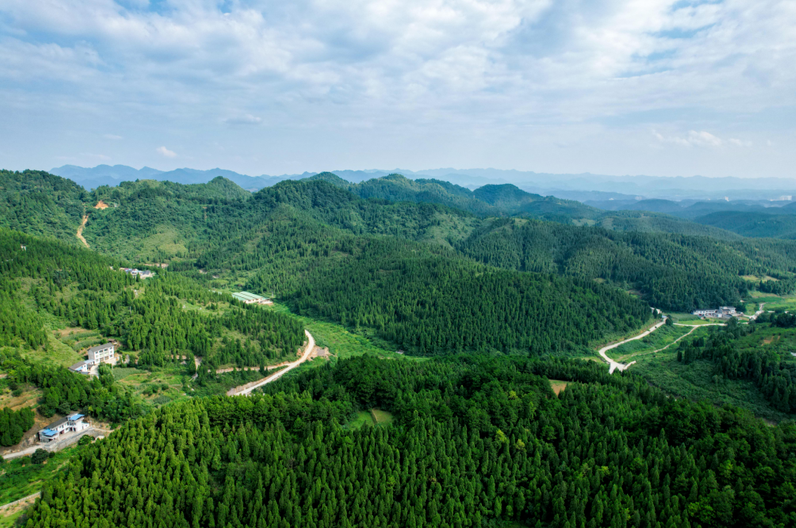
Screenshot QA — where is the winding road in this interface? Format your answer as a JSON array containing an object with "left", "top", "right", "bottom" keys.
[
  {"left": 227, "top": 330, "right": 315, "bottom": 396},
  {"left": 598, "top": 320, "right": 666, "bottom": 374}
]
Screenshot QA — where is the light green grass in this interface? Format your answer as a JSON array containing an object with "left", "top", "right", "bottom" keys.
[
  {"left": 371, "top": 409, "right": 394, "bottom": 425},
  {"left": 632, "top": 347, "right": 790, "bottom": 423},
  {"left": 111, "top": 367, "right": 140, "bottom": 381},
  {"left": 269, "top": 302, "right": 422, "bottom": 363},
  {"left": 0, "top": 505, "right": 28, "bottom": 528},
  {"left": 0, "top": 445, "right": 82, "bottom": 505},
  {"left": 116, "top": 367, "right": 192, "bottom": 407},
  {"left": 347, "top": 411, "right": 375, "bottom": 429},
  {"left": 612, "top": 325, "right": 704, "bottom": 362},
  {"left": 19, "top": 332, "right": 82, "bottom": 368}
]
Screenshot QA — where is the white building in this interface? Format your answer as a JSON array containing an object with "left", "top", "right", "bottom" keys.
[
  {"left": 88, "top": 343, "right": 115, "bottom": 364},
  {"left": 68, "top": 360, "right": 92, "bottom": 374},
  {"left": 68, "top": 343, "right": 116, "bottom": 375},
  {"left": 692, "top": 306, "right": 738, "bottom": 319},
  {"left": 38, "top": 413, "right": 89, "bottom": 442}
]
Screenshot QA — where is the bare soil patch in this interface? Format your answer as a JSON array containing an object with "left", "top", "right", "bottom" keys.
[{"left": 549, "top": 379, "right": 569, "bottom": 396}]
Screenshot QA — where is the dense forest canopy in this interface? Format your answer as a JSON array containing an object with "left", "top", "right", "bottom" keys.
[
  {"left": 0, "top": 229, "right": 305, "bottom": 368},
  {"left": 3, "top": 169, "right": 796, "bottom": 527},
  {"left": 22, "top": 355, "right": 796, "bottom": 528}
]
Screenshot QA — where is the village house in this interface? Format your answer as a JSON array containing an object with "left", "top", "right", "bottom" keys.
[
  {"left": 38, "top": 413, "right": 89, "bottom": 442},
  {"left": 120, "top": 268, "right": 155, "bottom": 279},
  {"left": 88, "top": 343, "right": 116, "bottom": 364},
  {"left": 68, "top": 343, "right": 116, "bottom": 375},
  {"left": 692, "top": 306, "right": 738, "bottom": 319},
  {"left": 232, "top": 291, "right": 272, "bottom": 305}
]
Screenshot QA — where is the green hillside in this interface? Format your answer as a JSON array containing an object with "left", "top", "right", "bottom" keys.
[
  {"left": 21, "top": 355, "right": 796, "bottom": 528},
  {"left": 0, "top": 169, "right": 87, "bottom": 243},
  {"left": 694, "top": 211, "right": 796, "bottom": 239},
  {"left": 4, "top": 170, "right": 796, "bottom": 315},
  {"left": 454, "top": 217, "right": 796, "bottom": 311}
]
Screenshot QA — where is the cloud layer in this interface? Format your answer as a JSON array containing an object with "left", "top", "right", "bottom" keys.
[{"left": 1, "top": 0, "right": 794, "bottom": 177}]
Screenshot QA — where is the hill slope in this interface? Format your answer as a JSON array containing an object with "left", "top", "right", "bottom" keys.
[{"left": 0, "top": 169, "right": 87, "bottom": 243}]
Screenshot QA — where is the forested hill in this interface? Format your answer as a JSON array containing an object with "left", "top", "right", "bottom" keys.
[
  {"left": 308, "top": 172, "right": 742, "bottom": 239},
  {"left": 5, "top": 170, "right": 796, "bottom": 314},
  {"left": 0, "top": 169, "right": 88, "bottom": 243},
  {"left": 24, "top": 355, "right": 796, "bottom": 528},
  {"left": 455, "top": 218, "right": 796, "bottom": 311},
  {"left": 0, "top": 228, "right": 305, "bottom": 370}
]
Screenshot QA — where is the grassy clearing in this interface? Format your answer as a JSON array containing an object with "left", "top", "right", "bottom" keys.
[
  {"left": 0, "top": 445, "right": 82, "bottom": 505},
  {"left": 111, "top": 367, "right": 140, "bottom": 381},
  {"left": 549, "top": 380, "right": 569, "bottom": 396},
  {"left": 268, "top": 302, "right": 420, "bottom": 363},
  {"left": 760, "top": 295, "right": 796, "bottom": 312},
  {"left": 347, "top": 411, "right": 375, "bottom": 429},
  {"left": 632, "top": 349, "right": 790, "bottom": 423},
  {"left": 371, "top": 409, "right": 394, "bottom": 425},
  {"left": 612, "top": 325, "right": 704, "bottom": 362},
  {"left": 0, "top": 504, "right": 29, "bottom": 528},
  {"left": 116, "top": 366, "right": 192, "bottom": 408},
  {"left": 191, "top": 370, "right": 265, "bottom": 398}
]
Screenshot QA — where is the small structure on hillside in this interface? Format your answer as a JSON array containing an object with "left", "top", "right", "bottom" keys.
[
  {"left": 120, "top": 268, "right": 155, "bottom": 279},
  {"left": 38, "top": 413, "right": 88, "bottom": 442},
  {"left": 88, "top": 343, "right": 116, "bottom": 364},
  {"left": 68, "top": 360, "right": 92, "bottom": 374},
  {"left": 692, "top": 306, "right": 738, "bottom": 319},
  {"left": 68, "top": 343, "right": 116, "bottom": 375},
  {"left": 232, "top": 291, "right": 272, "bottom": 305}
]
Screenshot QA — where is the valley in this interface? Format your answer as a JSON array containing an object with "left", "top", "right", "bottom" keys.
[{"left": 2, "top": 169, "right": 796, "bottom": 528}]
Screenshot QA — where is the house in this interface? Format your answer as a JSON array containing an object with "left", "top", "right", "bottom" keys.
[
  {"left": 38, "top": 414, "right": 88, "bottom": 442},
  {"left": 68, "top": 360, "right": 92, "bottom": 374},
  {"left": 692, "top": 309, "right": 718, "bottom": 318},
  {"left": 692, "top": 306, "right": 738, "bottom": 319},
  {"left": 120, "top": 268, "right": 155, "bottom": 279},
  {"left": 88, "top": 343, "right": 115, "bottom": 365},
  {"left": 232, "top": 291, "right": 272, "bottom": 305}
]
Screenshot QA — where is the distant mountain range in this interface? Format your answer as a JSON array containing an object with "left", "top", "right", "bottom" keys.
[{"left": 51, "top": 164, "right": 796, "bottom": 202}]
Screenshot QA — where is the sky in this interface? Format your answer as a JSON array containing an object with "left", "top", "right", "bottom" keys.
[{"left": 1, "top": 0, "right": 794, "bottom": 178}]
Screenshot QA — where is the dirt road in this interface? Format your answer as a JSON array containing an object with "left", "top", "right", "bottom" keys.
[
  {"left": 228, "top": 330, "right": 315, "bottom": 396},
  {"left": 76, "top": 215, "right": 89, "bottom": 248}
]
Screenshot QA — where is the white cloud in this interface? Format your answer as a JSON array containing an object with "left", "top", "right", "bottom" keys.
[
  {"left": 0, "top": 0, "right": 794, "bottom": 176},
  {"left": 156, "top": 146, "right": 177, "bottom": 158},
  {"left": 653, "top": 130, "right": 724, "bottom": 148},
  {"left": 103, "top": 134, "right": 123, "bottom": 140},
  {"left": 224, "top": 114, "right": 262, "bottom": 125}
]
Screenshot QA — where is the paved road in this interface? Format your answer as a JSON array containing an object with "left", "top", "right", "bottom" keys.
[
  {"left": 229, "top": 330, "right": 315, "bottom": 396},
  {"left": 0, "top": 492, "right": 40, "bottom": 512},
  {"left": 598, "top": 320, "right": 666, "bottom": 374},
  {"left": 749, "top": 303, "right": 766, "bottom": 321},
  {"left": 2, "top": 427, "right": 111, "bottom": 460}
]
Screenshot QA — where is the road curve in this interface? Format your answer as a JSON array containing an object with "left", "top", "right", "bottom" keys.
[
  {"left": 598, "top": 320, "right": 666, "bottom": 374},
  {"left": 229, "top": 330, "right": 315, "bottom": 396}
]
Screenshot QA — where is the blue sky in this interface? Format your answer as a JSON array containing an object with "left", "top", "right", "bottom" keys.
[{"left": 0, "top": 0, "right": 794, "bottom": 178}]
